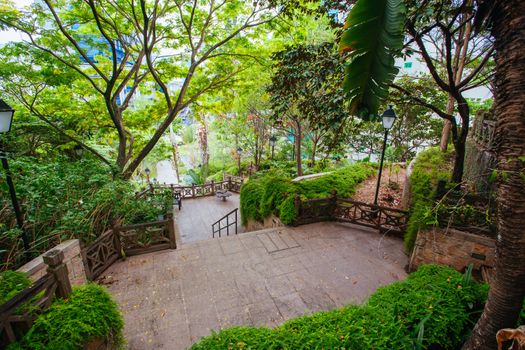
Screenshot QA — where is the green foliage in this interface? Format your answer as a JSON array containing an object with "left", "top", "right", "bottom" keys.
[
  {"left": 404, "top": 148, "right": 452, "bottom": 252},
  {"left": 1, "top": 157, "right": 171, "bottom": 269},
  {"left": 11, "top": 284, "right": 125, "bottom": 350},
  {"left": 339, "top": 0, "right": 406, "bottom": 117},
  {"left": 190, "top": 265, "right": 487, "bottom": 349},
  {"left": 240, "top": 163, "right": 375, "bottom": 225},
  {"left": 0, "top": 270, "right": 31, "bottom": 305}
]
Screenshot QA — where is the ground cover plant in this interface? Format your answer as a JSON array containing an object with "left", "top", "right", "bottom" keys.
[
  {"left": 6, "top": 284, "right": 125, "bottom": 350},
  {"left": 404, "top": 148, "right": 453, "bottom": 252},
  {"left": 240, "top": 162, "right": 375, "bottom": 225},
  {"left": 0, "top": 270, "right": 31, "bottom": 305},
  {"left": 190, "top": 264, "right": 488, "bottom": 349}
]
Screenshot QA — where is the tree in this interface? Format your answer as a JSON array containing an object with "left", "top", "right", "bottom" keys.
[
  {"left": 0, "top": 0, "right": 285, "bottom": 179},
  {"left": 268, "top": 43, "right": 351, "bottom": 176},
  {"left": 462, "top": 1, "right": 525, "bottom": 348},
  {"left": 339, "top": 0, "right": 494, "bottom": 184}
]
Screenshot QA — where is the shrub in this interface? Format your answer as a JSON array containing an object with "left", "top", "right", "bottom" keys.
[
  {"left": 240, "top": 163, "right": 375, "bottom": 225},
  {"left": 0, "top": 271, "right": 31, "bottom": 304},
  {"left": 404, "top": 148, "right": 452, "bottom": 252},
  {"left": 190, "top": 265, "right": 487, "bottom": 350},
  {"left": 11, "top": 284, "right": 125, "bottom": 350}
]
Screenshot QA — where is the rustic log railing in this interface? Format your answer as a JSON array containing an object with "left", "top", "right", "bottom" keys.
[
  {"left": 294, "top": 192, "right": 409, "bottom": 235},
  {"left": 212, "top": 208, "right": 238, "bottom": 238},
  {"left": 82, "top": 213, "right": 176, "bottom": 281},
  {"left": 1, "top": 250, "right": 72, "bottom": 347}
]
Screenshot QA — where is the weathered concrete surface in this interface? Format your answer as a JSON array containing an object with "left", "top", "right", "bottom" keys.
[
  {"left": 174, "top": 194, "right": 243, "bottom": 243},
  {"left": 100, "top": 222, "right": 407, "bottom": 349}
]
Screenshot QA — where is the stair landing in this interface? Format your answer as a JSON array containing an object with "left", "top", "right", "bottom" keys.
[{"left": 100, "top": 222, "right": 407, "bottom": 349}]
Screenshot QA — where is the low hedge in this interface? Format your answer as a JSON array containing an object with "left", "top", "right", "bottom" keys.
[
  {"left": 404, "top": 148, "right": 452, "bottom": 252},
  {"left": 8, "top": 284, "right": 125, "bottom": 350},
  {"left": 240, "top": 163, "right": 375, "bottom": 225},
  {"left": 190, "top": 264, "right": 488, "bottom": 350}
]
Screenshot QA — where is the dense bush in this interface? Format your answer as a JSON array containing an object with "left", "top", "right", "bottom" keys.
[
  {"left": 8, "top": 284, "right": 125, "bottom": 350},
  {"left": 404, "top": 148, "right": 452, "bottom": 252},
  {"left": 0, "top": 270, "right": 31, "bottom": 304},
  {"left": 191, "top": 265, "right": 487, "bottom": 349},
  {"left": 0, "top": 157, "right": 172, "bottom": 269},
  {"left": 240, "top": 163, "right": 375, "bottom": 225}
]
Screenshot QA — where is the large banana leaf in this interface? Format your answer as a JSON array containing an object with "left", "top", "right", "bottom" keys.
[{"left": 339, "top": 0, "right": 406, "bottom": 120}]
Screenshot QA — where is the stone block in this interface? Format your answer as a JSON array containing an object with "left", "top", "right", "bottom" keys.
[{"left": 409, "top": 227, "right": 496, "bottom": 274}]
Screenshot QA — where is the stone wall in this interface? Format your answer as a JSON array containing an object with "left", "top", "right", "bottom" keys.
[
  {"left": 408, "top": 227, "right": 495, "bottom": 272},
  {"left": 17, "top": 239, "right": 87, "bottom": 286}
]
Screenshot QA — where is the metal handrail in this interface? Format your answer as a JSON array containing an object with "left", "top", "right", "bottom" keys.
[{"left": 212, "top": 208, "right": 238, "bottom": 238}]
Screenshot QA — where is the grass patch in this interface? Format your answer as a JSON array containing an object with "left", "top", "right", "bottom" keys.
[{"left": 0, "top": 271, "right": 31, "bottom": 305}]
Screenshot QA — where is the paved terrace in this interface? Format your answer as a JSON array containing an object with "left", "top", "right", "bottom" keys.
[
  {"left": 101, "top": 222, "right": 407, "bottom": 349},
  {"left": 175, "top": 194, "right": 243, "bottom": 243}
]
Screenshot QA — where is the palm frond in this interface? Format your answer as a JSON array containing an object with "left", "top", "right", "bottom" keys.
[{"left": 339, "top": 0, "right": 406, "bottom": 119}]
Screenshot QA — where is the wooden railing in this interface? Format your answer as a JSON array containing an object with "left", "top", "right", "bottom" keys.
[
  {"left": 294, "top": 192, "right": 409, "bottom": 235},
  {"left": 1, "top": 250, "right": 72, "bottom": 347},
  {"left": 212, "top": 208, "right": 238, "bottom": 238},
  {"left": 82, "top": 213, "right": 176, "bottom": 281},
  {"left": 143, "top": 178, "right": 243, "bottom": 200}
]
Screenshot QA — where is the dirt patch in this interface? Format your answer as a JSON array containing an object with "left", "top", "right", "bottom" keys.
[{"left": 352, "top": 166, "right": 406, "bottom": 209}]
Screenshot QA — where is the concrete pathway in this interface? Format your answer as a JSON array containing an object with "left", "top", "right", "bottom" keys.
[
  {"left": 100, "top": 222, "right": 407, "bottom": 349},
  {"left": 174, "top": 194, "right": 243, "bottom": 243}
]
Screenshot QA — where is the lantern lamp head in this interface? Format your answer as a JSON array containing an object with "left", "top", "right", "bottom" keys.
[
  {"left": 381, "top": 105, "right": 397, "bottom": 130},
  {"left": 0, "top": 99, "right": 15, "bottom": 134}
]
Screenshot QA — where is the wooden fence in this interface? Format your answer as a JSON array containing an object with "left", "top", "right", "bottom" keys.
[
  {"left": 143, "top": 177, "right": 243, "bottom": 199},
  {"left": 82, "top": 213, "right": 176, "bottom": 281},
  {"left": 1, "top": 250, "right": 72, "bottom": 347},
  {"left": 294, "top": 192, "right": 409, "bottom": 235}
]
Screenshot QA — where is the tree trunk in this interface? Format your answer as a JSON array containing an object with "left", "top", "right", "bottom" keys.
[
  {"left": 462, "top": 1, "right": 525, "bottom": 349},
  {"left": 295, "top": 121, "right": 303, "bottom": 177},
  {"left": 440, "top": 97, "right": 455, "bottom": 151},
  {"left": 198, "top": 118, "right": 209, "bottom": 168},
  {"left": 311, "top": 139, "right": 317, "bottom": 167}
]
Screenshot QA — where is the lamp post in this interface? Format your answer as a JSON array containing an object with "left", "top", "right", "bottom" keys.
[
  {"left": 144, "top": 167, "right": 151, "bottom": 184},
  {"left": 74, "top": 145, "right": 84, "bottom": 157},
  {"left": 0, "top": 99, "right": 31, "bottom": 260},
  {"left": 373, "top": 105, "right": 397, "bottom": 208},
  {"left": 269, "top": 135, "right": 277, "bottom": 160},
  {"left": 236, "top": 147, "right": 242, "bottom": 176}
]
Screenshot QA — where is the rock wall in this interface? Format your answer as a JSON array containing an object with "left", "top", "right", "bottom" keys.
[
  {"left": 18, "top": 239, "right": 87, "bottom": 286},
  {"left": 409, "top": 227, "right": 495, "bottom": 272}
]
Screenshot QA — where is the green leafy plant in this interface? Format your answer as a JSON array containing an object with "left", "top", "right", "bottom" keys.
[
  {"left": 0, "top": 270, "right": 31, "bottom": 305},
  {"left": 404, "top": 148, "right": 452, "bottom": 252},
  {"left": 339, "top": 0, "right": 406, "bottom": 117},
  {"left": 240, "top": 163, "right": 375, "bottom": 225},
  {"left": 10, "top": 284, "right": 125, "bottom": 350}
]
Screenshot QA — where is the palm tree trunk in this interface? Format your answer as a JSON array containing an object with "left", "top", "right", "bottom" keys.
[{"left": 462, "top": 2, "right": 525, "bottom": 349}]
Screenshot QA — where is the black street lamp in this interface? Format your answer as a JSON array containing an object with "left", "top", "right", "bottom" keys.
[
  {"left": 74, "top": 145, "right": 84, "bottom": 157},
  {"left": 0, "top": 99, "right": 31, "bottom": 260},
  {"left": 373, "top": 105, "right": 397, "bottom": 208},
  {"left": 236, "top": 147, "right": 242, "bottom": 176},
  {"left": 144, "top": 167, "right": 151, "bottom": 184},
  {"left": 269, "top": 135, "right": 277, "bottom": 160}
]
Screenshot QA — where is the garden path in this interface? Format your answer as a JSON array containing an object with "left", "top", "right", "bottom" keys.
[
  {"left": 100, "top": 222, "right": 408, "bottom": 349},
  {"left": 174, "top": 194, "right": 243, "bottom": 243}
]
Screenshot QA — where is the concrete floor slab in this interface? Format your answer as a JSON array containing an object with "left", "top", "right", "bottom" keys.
[{"left": 101, "top": 222, "right": 408, "bottom": 350}]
